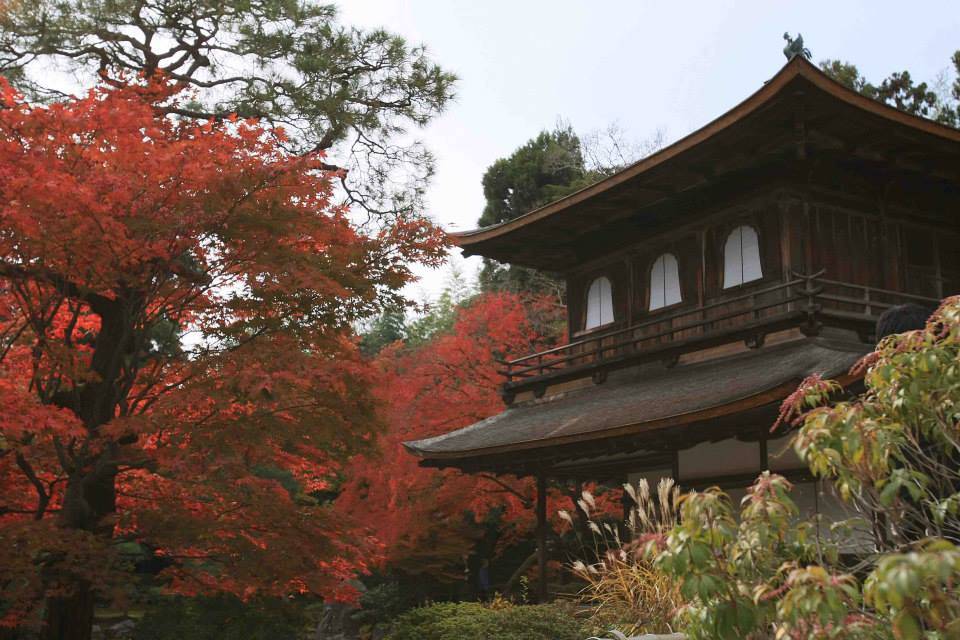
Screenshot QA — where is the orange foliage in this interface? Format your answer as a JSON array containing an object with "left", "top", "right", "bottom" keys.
[
  {"left": 0, "top": 77, "right": 445, "bottom": 626},
  {"left": 335, "top": 293, "right": 571, "bottom": 578}
]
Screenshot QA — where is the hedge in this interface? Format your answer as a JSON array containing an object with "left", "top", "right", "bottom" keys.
[{"left": 388, "top": 601, "right": 585, "bottom": 640}]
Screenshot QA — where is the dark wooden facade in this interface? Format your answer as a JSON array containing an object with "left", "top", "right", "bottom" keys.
[
  {"left": 566, "top": 189, "right": 958, "bottom": 337},
  {"left": 498, "top": 185, "right": 954, "bottom": 396}
]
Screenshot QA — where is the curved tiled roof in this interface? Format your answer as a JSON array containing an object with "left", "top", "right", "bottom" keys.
[{"left": 404, "top": 338, "right": 867, "bottom": 461}]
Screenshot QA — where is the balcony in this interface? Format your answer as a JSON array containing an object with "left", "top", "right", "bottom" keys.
[{"left": 498, "top": 272, "right": 940, "bottom": 403}]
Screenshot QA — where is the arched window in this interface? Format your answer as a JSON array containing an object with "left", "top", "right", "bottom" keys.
[
  {"left": 584, "top": 276, "right": 614, "bottom": 330},
  {"left": 723, "top": 225, "right": 763, "bottom": 288},
  {"left": 649, "top": 253, "right": 682, "bottom": 311}
]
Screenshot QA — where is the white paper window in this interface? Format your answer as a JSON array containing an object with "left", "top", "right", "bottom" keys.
[
  {"left": 585, "top": 276, "right": 614, "bottom": 330},
  {"left": 723, "top": 225, "right": 763, "bottom": 288},
  {"left": 649, "top": 253, "right": 682, "bottom": 311}
]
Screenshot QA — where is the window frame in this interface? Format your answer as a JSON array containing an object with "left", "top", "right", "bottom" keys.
[
  {"left": 582, "top": 275, "right": 616, "bottom": 332},
  {"left": 722, "top": 224, "right": 764, "bottom": 290},
  {"left": 647, "top": 252, "right": 683, "bottom": 312}
]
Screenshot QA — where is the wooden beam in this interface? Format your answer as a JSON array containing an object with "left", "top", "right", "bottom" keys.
[{"left": 536, "top": 472, "right": 548, "bottom": 602}]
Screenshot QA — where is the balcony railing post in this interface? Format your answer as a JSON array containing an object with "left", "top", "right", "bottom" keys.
[{"left": 799, "top": 270, "right": 824, "bottom": 336}]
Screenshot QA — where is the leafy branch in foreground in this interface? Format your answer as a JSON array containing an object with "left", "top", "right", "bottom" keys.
[{"left": 649, "top": 297, "right": 960, "bottom": 640}]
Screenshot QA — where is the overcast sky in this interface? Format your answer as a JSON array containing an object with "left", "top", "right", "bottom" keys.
[{"left": 337, "top": 0, "right": 960, "bottom": 303}]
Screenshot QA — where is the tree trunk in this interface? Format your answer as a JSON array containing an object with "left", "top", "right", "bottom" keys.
[
  {"left": 39, "top": 302, "right": 134, "bottom": 640},
  {"left": 502, "top": 550, "right": 538, "bottom": 598},
  {"left": 44, "top": 582, "right": 94, "bottom": 640},
  {"left": 41, "top": 469, "right": 118, "bottom": 640}
]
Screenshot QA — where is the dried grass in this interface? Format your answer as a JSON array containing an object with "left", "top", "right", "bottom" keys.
[{"left": 567, "top": 478, "right": 683, "bottom": 637}]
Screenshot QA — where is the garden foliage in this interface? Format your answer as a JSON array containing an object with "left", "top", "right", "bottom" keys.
[
  {"left": 336, "top": 292, "right": 568, "bottom": 579},
  {"left": 387, "top": 601, "right": 585, "bottom": 640},
  {"left": 650, "top": 297, "right": 960, "bottom": 639},
  {"left": 569, "top": 478, "right": 683, "bottom": 637},
  {"left": 0, "top": 0, "right": 457, "bottom": 217}
]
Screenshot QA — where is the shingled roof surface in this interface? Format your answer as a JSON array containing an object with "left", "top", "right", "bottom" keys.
[{"left": 404, "top": 338, "right": 868, "bottom": 460}]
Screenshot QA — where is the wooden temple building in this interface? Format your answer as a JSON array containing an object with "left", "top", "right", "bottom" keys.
[{"left": 404, "top": 56, "right": 960, "bottom": 598}]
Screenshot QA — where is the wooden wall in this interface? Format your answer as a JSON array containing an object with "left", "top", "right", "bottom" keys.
[{"left": 564, "top": 186, "right": 960, "bottom": 336}]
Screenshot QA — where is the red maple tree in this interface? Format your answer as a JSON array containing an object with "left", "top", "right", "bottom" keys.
[
  {"left": 336, "top": 293, "right": 573, "bottom": 583},
  {"left": 0, "top": 79, "right": 445, "bottom": 639}
]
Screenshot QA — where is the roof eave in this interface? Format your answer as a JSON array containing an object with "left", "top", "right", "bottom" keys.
[{"left": 451, "top": 56, "right": 960, "bottom": 251}]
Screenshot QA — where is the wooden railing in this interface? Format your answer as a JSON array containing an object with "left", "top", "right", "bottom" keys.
[{"left": 498, "top": 272, "right": 940, "bottom": 391}]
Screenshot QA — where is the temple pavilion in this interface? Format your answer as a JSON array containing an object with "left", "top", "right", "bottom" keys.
[{"left": 404, "top": 56, "right": 960, "bottom": 599}]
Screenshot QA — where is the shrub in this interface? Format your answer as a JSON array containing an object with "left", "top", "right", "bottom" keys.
[
  {"left": 653, "top": 473, "right": 844, "bottom": 640},
  {"left": 351, "top": 582, "right": 406, "bottom": 627},
  {"left": 133, "top": 596, "right": 308, "bottom": 640},
  {"left": 387, "top": 601, "right": 585, "bottom": 640},
  {"left": 792, "top": 296, "right": 960, "bottom": 549},
  {"left": 642, "top": 297, "right": 960, "bottom": 639}
]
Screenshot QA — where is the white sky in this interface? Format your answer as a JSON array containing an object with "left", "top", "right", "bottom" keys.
[{"left": 337, "top": 0, "right": 960, "bottom": 303}]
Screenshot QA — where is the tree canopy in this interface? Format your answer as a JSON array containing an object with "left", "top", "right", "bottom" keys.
[
  {"left": 820, "top": 52, "right": 960, "bottom": 127},
  {"left": 0, "top": 0, "right": 457, "bottom": 216},
  {"left": 477, "top": 124, "right": 592, "bottom": 296},
  {"left": 338, "top": 292, "right": 567, "bottom": 582},
  {"left": 478, "top": 125, "right": 590, "bottom": 229},
  {"left": 476, "top": 123, "right": 663, "bottom": 295},
  {"left": 0, "top": 78, "right": 445, "bottom": 637}
]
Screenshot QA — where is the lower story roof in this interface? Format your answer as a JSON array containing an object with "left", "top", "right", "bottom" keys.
[{"left": 403, "top": 337, "right": 868, "bottom": 468}]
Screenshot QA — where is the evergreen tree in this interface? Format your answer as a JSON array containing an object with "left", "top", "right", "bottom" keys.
[
  {"left": 476, "top": 123, "right": 663, "bottom": 297},
  {"left": 478, "top": 125, "right": 590, "bottom": 228},
  {"left": 406, "top": 265, "right": 473, "bottom": 345},
  {"left": 0, "top": 0, "right": 457, "bottom": 217},
  {"left": 477, "top": 124, "right": 591, "bottom": 297},
  {"left": 820, "top": 52, "right": 960, "bottom": 127},
  {"left": 360, "top": 305, "right": 408, "bottom": 356}
]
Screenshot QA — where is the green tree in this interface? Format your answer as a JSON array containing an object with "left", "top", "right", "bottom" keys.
[
  {"left": 0, "top": 0, "right": 457, "bottom": 216},
  {"left": 476, "top": 123, "right": 664, "bottom": 296},
  {"left": 405, "top": 265, "right": 473, "bottom": 346},
  {"left": 359, "top": 304, "right": 408, "bottom": 357},
  {"left": 820, "top": 54, "right": 960, "bottom": 127},
  {"left": 477, "top": 124, "right": 590, "bottom": 296},
  {"left": 478, "top": 125, "right": 589, "bottom": 229}
]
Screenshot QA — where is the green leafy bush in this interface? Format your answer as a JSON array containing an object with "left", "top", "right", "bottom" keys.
[
  {"left": 351, "top": 582, "right": 407, "bottom": 627},
  {"left": 387, "top": 601, "right": 585, "bottom": 640},
  {"left": 653, "top": 473, "right": 856, "bottom": 639},
  {"left": 650, "top": 298, "right": 960, "bottom": 639},
  {"left": 133, "top": 596, "right": 308, "bottom": 640}
]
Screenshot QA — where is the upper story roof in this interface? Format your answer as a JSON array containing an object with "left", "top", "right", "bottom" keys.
[{"left": 453, "top": 57, "right": 960, "bottom": 272}]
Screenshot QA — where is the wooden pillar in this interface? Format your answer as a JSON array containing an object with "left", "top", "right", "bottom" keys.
[{"left": 536, "top": 472, "right": 548, "bottom": 602}]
